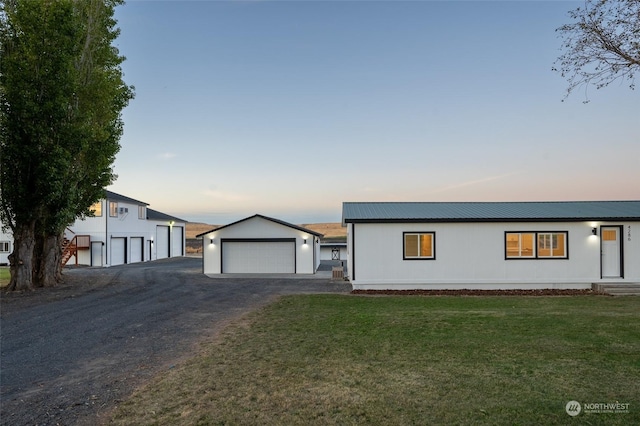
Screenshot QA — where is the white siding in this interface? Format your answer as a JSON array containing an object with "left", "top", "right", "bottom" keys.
[{"left": 348, "top": 221, "right": 640, "bottom": 290}]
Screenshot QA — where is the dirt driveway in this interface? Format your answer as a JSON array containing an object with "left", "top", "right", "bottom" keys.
[{"left": 0, "top": 257, "right": 351, "bottom": 426}]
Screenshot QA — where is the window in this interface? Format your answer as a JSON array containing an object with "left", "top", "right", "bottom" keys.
[
  {"left": 404, "top": 232, "right": 435, "bottom": 259},
  {"left": 90, "top": 201, "right": 102, "bottom": 217},
  {"left": 0, "top": 241, "right": 9, "bottom": 252},
  {"left": 138, "top": 205, "right": 146, "bottom": 220},
  {"left": 538, "top": 233, "right": 566, "bottom": 258},
  {"left": 109, "top": 202, "right": 118, "bottom": 217},
  {"left": 506, "top": 233, "right": 535, "bottom": 258},
  {"left": 505, "top": 232, "right": 568, "bottom": 259}
]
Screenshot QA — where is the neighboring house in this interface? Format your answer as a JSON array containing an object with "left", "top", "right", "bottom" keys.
[
  {"left": 0, "top": 227, "right": 12, "bottom": 265},
  {"left": 342, "top": 201, "right": 640, "bottom": 290},
  {"left": 198, "top": 214, "right": 322, "bottom": 275},
  {"left": 0, "top": 191, "right": 186, "bottom": 267},
  {"left": 67, "top": 191, "right": 187, "bottom": 266}
]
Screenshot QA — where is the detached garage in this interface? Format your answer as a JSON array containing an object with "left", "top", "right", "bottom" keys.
[{"left": 198, "top": 214, "right": 322, "bottom": 275}]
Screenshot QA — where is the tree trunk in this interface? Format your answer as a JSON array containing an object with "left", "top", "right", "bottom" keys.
[
  {"left": 34, "top": 233, "right": 62, "bottom": 287},
  {"left": 6, "top": 221, "right": 36, "bottom": 292}
]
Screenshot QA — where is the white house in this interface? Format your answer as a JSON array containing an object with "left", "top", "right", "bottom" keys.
[
  {"left": 0, "top": 191, "right": 186, "bottom": 267},
  {"left": 0, "top": 227, "right": 12, "bottom": 265},
  {"left": 198, "top": 214, "right": 322, "bottom": 275},
  {"left": 67, "top": 191, "right": 186, "bottom": 266},
  {"left": 342, "top": 201, "right": 640, "bottom": 290}
]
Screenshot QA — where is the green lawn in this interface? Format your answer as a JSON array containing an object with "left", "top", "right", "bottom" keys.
[
  {"left": 0, "top": 267, "right": 9, "bottom": 287},
  {"left": 110, "top": 295, "right": 640, "bottom": 425}
]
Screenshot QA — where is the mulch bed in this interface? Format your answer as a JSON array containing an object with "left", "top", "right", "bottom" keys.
[{"left": 351, "top": 289, "right": 607, "bottom": 296}]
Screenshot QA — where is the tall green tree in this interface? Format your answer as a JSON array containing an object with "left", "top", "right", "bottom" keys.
[
  {"left": 554, "top": 0, "right": 640, "bottom": 101},
  {"left": 0, "top": 0, "right": 133, "bottom": 291}
]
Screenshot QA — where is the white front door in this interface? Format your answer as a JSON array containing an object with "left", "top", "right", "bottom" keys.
[{"left": 601, "top": 227, "right": 621, "bottom": 278}]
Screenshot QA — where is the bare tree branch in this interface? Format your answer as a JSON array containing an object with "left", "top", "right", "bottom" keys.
[{"left": 553, "top": 0, "right": 640, "bottom": 102}]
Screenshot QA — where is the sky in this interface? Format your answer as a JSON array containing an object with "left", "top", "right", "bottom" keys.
[{"left": 109, "top": 1, "right": 639, "bottom": 225}]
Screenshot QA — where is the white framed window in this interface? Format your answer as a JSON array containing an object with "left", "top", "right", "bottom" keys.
[
  {"left": 109, "top": 202, "right": 118, "bottom": 217},
  {"left": 505, "top": 232, "right": 568, "bottom": 259},
  {"left": 505, "top": 233, "right": 535, "bottom": 258},
  {"left": 138, "top": 205, "right": 146, "bottom": 220},
  {"left": 0, "top": 241, "right": 10, "bottom": 252},
  {"left": 537, "top": 233, "right": 567, "bottom": 258},
  {"left": 403, "top": 232, "right": 435, "bottom": 260}
]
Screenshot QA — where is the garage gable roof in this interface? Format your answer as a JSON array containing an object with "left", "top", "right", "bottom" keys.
[
  {"left": 196, "top": 214, "right": 323, "bottom": 238},
  {"left": 342, "top": 201, "right": 640, "bottom": 223}
]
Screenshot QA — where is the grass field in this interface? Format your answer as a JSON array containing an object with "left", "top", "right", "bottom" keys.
[
  {"left": 110, "top": 295, "right": 640, "bottom": 425},
  {"left": 0, "top": 267, "right": 9, "bottom": 287}
]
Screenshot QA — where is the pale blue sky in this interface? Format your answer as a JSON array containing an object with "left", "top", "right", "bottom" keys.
[{"left": 109, "top": 1, "right": 639, "bottom": 225}]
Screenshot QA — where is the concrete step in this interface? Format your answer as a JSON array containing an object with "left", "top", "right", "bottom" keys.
[{"left": 593, "top": 283, "right": 640, "bottom": 296}]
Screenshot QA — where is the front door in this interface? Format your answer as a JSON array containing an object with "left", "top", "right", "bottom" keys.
[{"left": 601, "top": 226, "right": 622, "bottom": 278}]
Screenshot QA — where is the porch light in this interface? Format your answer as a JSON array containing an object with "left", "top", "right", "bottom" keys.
[
  {"left": 303, "top": 239, "right": 307, "bottom": 245},
  {"left": 210, "top": 238, "right": 215, "bottom": 245},
  {"left": 592, "top": 227, "right": 598, "bottom": 236}
]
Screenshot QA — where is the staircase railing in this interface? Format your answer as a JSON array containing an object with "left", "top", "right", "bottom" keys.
[{"left": 61, "top": 235, "right": 91, "bottom": 266}]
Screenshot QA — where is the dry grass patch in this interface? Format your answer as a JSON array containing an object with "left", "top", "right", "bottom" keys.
[
  {"left": 301, "top": 223, "right": 346, "bottom": 239},
  {"left": 0, "top": 267, "right": 9, "bottom": 287},
  {"left": 110, "top": 295, "right": 640, "bottom": 425},
  {"left": 186, "top": 223, "right": 218, "bottom": 239}
]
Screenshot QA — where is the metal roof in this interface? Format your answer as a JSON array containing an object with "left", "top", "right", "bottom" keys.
[
  {"left": 342, "top": 201, "right": 640, "bottom": 223},
  {"left": 195, "top": 214, "right": 323, "bottom": 238},
  {"left": 146, "top": 208, "right": 187, "bottom": 224},
  {"left": 105, "top": 190, "right": 148, "bottom": 206}
]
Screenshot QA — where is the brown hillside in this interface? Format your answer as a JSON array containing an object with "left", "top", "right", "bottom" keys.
[
  {"left": 186, "top": 222, "right": 218, "bottom": 239},
  {"left": 301, "top": 223, "right": 346, "bottom": 238},
  {"left": 186, "top": 222, "right": 345, "bottom": 239}
]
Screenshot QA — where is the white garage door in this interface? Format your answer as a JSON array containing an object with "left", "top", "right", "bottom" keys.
[
  {"left": 131, "top": 237, "right": 143, "bottom": 263},
  {"left": 223, "top": 240, "right": 295, "bottom": 273},
  {"left": 111, "top": 237, "right": 126, "bottom": 266},
  {"left": 156, "top": 226, "right": 170, "bottom": 259},
  {"left": 172, "top": 226, "right": 184, "bottom": 257}
]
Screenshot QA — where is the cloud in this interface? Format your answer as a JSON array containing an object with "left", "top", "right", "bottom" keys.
[{"left": 157, "top": 152, "right": 177, "bottom": 160}]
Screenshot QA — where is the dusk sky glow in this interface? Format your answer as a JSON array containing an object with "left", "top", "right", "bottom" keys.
[{"left": 109, "top": 1, "right": 639, "bottom": 225}]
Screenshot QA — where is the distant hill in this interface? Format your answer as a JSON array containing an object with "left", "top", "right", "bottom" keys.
[
  {"left": 301, "top": 223, "right": 346, "bottom": 239},
  {"left": 185, "top": 222, "right": 218, "bottom": 239},
  {"left": 186, "top": 222, "right": 345, "bottom": 240}
]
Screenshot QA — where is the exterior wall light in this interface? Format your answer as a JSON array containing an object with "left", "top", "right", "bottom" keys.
[
  {"left": 303, "top": 239, "right": 307, "bottom": 245},
  {"left": 210, "top": 238, "right": 215, "bottom": 245},
  {"left": 592, "top": 227, "right": 598, "bottom": 236}
]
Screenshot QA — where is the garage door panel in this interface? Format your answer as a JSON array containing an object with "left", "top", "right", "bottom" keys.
[
  {"left": 223, "top": 241, "right": 294, "bottom": 273},
  {"left": 156, "top": 226, "right": 169, "bottom": 259},
  {"left": 131, "top": 237, "right": 143, "bottom": 263},
  {"left": 111, "top": 237, "right": 126, "bottom": 266},
  {"left": 172, "top": 227, "right": 184, "bottom": 257}
]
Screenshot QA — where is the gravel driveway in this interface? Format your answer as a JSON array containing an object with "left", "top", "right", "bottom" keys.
[{"left": 0, "top": 257, "right": 351, "bottom": 425}]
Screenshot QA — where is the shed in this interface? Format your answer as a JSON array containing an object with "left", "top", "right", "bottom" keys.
[{"left": 197, "top": 214, "right": 322, "bottom": 275}]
